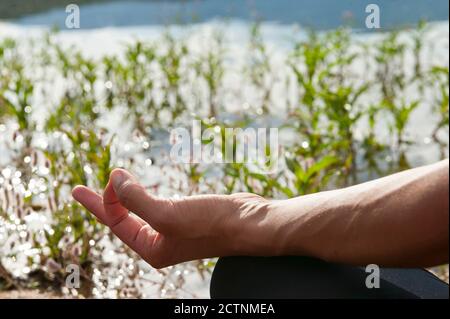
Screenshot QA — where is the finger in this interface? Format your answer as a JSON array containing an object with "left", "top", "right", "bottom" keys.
[
  {"left": 73, "top": 185, "right": 148, "bottom": 227},
  {"left": 72, "top": 185, "right": 157, "bottom": 260},
  {"left": 103, "top": 177, "right": 131, "bottom": 225},
  {"left": 72, "top": 186, "right": 107, "bottom": 224},
  {"left": 108, "top": 212, "right": 158, "bottom": 261},
  {"left": 108, "top": 168, "right": 172, "bottom": 231}
]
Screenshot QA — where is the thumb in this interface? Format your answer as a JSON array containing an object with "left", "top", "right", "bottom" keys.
[{"left": 109, "top": 168, "right": 172, "bottom": 231}]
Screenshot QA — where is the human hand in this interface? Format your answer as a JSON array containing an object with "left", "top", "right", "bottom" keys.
[{"left": 72, "top": 169, "right": 276, "bottom": 268}]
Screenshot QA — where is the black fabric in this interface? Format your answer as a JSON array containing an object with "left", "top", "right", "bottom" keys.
[{"left": 210, "top": 256, "right": 449, "bottom": 299}]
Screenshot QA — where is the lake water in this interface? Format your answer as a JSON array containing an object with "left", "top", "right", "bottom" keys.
[{"left": 6, "top": 0, "right": 450, "bottom": 30}]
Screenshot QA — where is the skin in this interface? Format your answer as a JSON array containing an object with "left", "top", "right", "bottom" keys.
[{"left": 72, "top": 159, "right": 449, "bottom": 269}]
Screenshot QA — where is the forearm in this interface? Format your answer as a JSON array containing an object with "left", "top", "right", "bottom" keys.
[
  {"left": 268, "top": 160, "right": 449, "bottom": 267},
  {"left": 74, "top": 162, "right": 448, "bottom": 269}
]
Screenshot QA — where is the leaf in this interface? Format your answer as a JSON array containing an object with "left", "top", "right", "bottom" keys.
[{"left": 305, "top": 155, "right": 339, "bottom": 181}]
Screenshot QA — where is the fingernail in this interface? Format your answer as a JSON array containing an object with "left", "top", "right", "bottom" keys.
[{"left": 112, "top": 170, "right": 126, "bottom": 190}]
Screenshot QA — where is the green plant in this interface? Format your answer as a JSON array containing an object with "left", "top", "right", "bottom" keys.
[
  {"left": 429, "top": 66, "right": 449, "bottom": 158},
  {"left": 246, "top": 23, "right": 274, "bottom": 114},
  {"left": 194, "top": 30, "right": 225, "bottom": 117}
]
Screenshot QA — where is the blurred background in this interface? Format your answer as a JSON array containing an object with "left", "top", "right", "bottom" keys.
[
  {"left": 1, "top": 0, "right": 449, "bottom": 29},
  {"left": 0, "top": 1, "right": 449, "bottom": 299}
]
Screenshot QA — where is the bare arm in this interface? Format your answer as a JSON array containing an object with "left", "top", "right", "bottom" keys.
[
  {"left": 73, "top": 160, "right": 449, "bottom": 268},
  {"left": 269, "top": 159, "right": 449, "bottom": 267}
]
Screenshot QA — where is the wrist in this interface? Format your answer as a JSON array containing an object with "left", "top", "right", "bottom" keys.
[
  {"left": 266, "top": 199, "right": 304, "bottom": 256},
  {"left": 269, "top": 191, "right": 344, "bottom": 260},
  {"left": 224, "top": 195, "right": 289, "bottom": 256}
]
